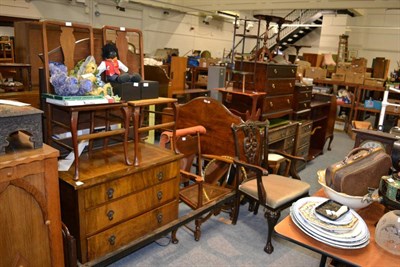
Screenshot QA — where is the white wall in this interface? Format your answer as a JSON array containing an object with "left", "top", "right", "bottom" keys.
[{"left": 0, "top": 0, "right": 399, "bottom": 72}]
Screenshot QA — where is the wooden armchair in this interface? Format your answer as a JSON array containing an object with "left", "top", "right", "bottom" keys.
[
  {"left": 231, "top": 120, "right": 310, "bottom": 254},
  {"left": 171, "top": 131, "right": 236, "bottom": 243}
]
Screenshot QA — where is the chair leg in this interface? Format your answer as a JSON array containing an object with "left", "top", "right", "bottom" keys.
[
  {"left": 264, "top": 210, "right": 281, "bottom": 254},
  {"left": 171, "top": 229, "right": 179, "bottom": 244},
  {"left": 194, "top": 219, "right": 202, "bottom": 241},
  {"left": 231, "top": 192, "right": 242, "bottom": 225}
]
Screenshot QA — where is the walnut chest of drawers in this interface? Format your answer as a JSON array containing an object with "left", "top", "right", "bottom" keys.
[{"left": 59, "top": 142, "right": 182, "bottom": 264}]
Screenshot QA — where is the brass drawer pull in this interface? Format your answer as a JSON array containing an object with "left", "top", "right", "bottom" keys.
[
  {"left": 157, "top": 191, "right": 163, "bottom": 200},
  {"left": 106, "top": 188, "right": 114, "bottom": 199},
  {"left": 291, "top": 69, "right": 295, "bottom": 73},
  {"left": 107, "top": 210, "right": 115, "bottom": 221},
  {"left": 274, "top": 69, "right": 278, "bottom": 74},
  {"left": 304, "top": 103, "right": 307, "bottom": 108},
  {"left": 108, "top": 235, "right": 116, "bottom": 246},
  {"left": 269, "top": 102, "right": 273, "bottom": 107},
  {"left": 287, "top": 99, "right": 290, "bottom": 104},
  {"left": 157, "top": 213, "right": 163, "bottom": 224},
  {"left": 272, "top": 83, "right": 275, "bottom": 89},
  {"left": 305, "top": 93, "right": 309, "bottom": 98},
  {"left": 157, "top": 171, "right": 164, "bottom": 181},
  {"left": 289, "top": 82, "right": 292, "bottom": 87}
]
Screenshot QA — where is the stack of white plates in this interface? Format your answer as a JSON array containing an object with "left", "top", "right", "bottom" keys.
[{"left": 290, "top": 197, "right": 370, "bottom": 249}]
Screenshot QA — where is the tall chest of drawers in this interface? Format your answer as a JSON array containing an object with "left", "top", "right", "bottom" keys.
[
  {"left": 230, "top": 61, "right": 297, "bottom": 120},
  {"left": 59, "top": 143, "right": 182, "bottom": 264}
]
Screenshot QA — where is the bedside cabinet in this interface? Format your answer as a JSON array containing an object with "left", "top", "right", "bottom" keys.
[{"left": 0, "top": 136, "right": 64, "bottom": 267}]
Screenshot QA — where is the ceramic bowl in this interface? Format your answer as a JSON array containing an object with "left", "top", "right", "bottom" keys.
[{"left": 317, "top": 170, "right": 372, "bottom": 210}]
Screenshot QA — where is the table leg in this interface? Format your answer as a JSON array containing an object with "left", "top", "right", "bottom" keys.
[
  {"left": 133, "top": 106, "right": 141, "bottom": 166},
  {"left": 70, "top": 111, "right": 80, "bottom": 180},
  {"left": 319, "top": 255, "right": 327, "bottom": 267},
  {"left": 122, "top": 105, "right": 132, "bottom": 165}
]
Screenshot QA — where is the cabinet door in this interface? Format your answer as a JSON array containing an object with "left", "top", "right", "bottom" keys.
[
  {"left": 0, "top": 166, "right": 52, "bottom": 267},
  {"left": 0, "top": 146, "right": 63, "bottom": 267}
]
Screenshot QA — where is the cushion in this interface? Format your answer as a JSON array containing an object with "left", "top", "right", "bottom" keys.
[{"left": 239, "top": 174, "right": 310, "bottom": 209}]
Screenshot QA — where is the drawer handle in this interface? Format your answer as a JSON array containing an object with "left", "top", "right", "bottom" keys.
[
  {"left": 304, "top": 103, "right": 307, "bottom": 108},
  {"left": 107, "top": 210, "right": 115, "bottom": 221},
  {"left": 108, "top": 235, "right": 116, "bottom": 246},
  {"left": 289, "top": 83, "right": 292, "bottom": 87},
  {"left": 157, "top": 190, "right": 163, "bottom": 200},
  {"left": 305, "top": 93, "right": 309, "bottom": 98},
  {"left": 157, "top": 171, "right": 164, "bottom": 181},
  {"left": 272, "top": 83, "right": 275, "bottom": 89},
  {"left": 287, "top": 99, "right": 290, "bottom": 104},
  {"left": 107, "top": 188, "right": 114, "bottom": 199},
  {"left": 274, "top": 69, "right": 278, "bottom": 74},
  {"left": 291, "top": 69, "right": 295, "bottom": 73},
  {"left": 269, "top": 102, "right": 273, "bottom": 107},
  {"left": 157, "top": 213, "right": 163, "bottom": 224}
]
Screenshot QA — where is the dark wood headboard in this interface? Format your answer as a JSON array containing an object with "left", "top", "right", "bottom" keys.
[{"left": 175, "top": 97, "right": 243, "bottom": 157}]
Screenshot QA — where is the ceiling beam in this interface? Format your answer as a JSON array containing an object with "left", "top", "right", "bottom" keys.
[{"left": 128, "top": 0, "right": 400, "bottom": 13}]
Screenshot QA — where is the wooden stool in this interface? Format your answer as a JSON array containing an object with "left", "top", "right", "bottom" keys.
[{"left": 268, "top": 153, "right": 291, "bottom": 176}]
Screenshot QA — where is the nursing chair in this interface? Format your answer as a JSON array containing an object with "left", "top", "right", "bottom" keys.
[
  {"left": 231, "top": 120, "right": 310, "bottom": 254},
  {"left": 171, "top": 131, "right": 236, "bottom": 242}
]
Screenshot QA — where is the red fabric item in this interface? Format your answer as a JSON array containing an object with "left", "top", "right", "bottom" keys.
[
  {"left": 105, "top": 58, "right": 120, "bottom": 76},
  {"left": 159, "top": 125, "right": 207, "bottom": 148}
]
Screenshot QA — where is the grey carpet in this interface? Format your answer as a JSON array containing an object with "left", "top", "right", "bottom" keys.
[{"left": 109, "top": 131, "right": 354, "bottom": 267}]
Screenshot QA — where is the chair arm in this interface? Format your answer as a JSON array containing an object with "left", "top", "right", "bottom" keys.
[
  {"left": 233, "top": 158, "right": 268, "bottom": 204},
  {"left": 233, "top": 158, "right": 268, "bottom": 179},
  {"left": 202, "top": 154, "right": 234, "bottom": 164},
  {"left": 180, "top": 169, "right": 203, "bottom": 183},
  {"left": 268, "top": 149, "right": 305, "bottom": 180}
]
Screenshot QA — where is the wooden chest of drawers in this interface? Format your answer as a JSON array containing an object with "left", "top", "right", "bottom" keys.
[
  {"left": 228, "top": 61, "right": 296, "bottom": 120},
  {"left": 59, "top": 142, "right": 182, "bottom": 264},
  {"left": 0, "top": 135, "right": 64, "bottom": 267}
]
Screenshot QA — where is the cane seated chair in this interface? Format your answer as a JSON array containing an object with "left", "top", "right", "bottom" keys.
[
  {"left": 231, "top": 120, "right": 310, "bottom": 254},
  {"left": 171, "top": 131, "right": 236, "bottom": 243}
]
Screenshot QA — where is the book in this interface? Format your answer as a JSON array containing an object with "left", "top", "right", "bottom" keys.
[
  {"left": 45, "top": 97, "right": 110, "bottom": 106},
  {"left": 42, "top": 93, "right": 105, "bottom": 100}
]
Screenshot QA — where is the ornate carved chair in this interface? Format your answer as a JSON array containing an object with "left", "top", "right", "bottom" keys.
[
  {"left": 171, "top": 131, "right": 236, "bottom": 242},
  {"left": 231, "top": 120, "right": 310, "bottom": 254}
]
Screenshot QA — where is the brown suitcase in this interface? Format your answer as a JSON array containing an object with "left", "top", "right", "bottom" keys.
[{"left": 325, "top": 147, "right": 392, "bottom": 196}]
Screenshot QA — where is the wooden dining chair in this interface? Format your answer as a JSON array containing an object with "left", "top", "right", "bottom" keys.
[
  {"left": 171, "top": 131, "right": 237, "bottom": 243},
  {"left": 231, "top": 120, "right": 310, "bottom": 254}
]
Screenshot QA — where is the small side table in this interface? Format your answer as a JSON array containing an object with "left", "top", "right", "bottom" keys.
[
  {"left": 46, "top": 102, "right": 131, "bottom": 180},
  {"left": 128, "top": 97, "right": 177, "bottom": 166},
  {"left": 0, "top": 104, "right": 43, "bottom": 154}
]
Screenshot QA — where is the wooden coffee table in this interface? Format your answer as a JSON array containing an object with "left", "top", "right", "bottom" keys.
[{"left": 275, "top": 189, "right": 398, "bottom": 267}]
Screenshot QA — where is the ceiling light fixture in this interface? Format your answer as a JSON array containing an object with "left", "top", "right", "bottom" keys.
[
  {"left": 203, "top": 15, "right": 213, "bottom": 25},
  {"left": 216, "top": 10, "right": 239, "bottom": 20}
]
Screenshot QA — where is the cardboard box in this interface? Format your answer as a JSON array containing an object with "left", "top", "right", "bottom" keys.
[
  {"left": 351, "top": 57, "right": 367, "bottom": 73},
  {"left": 197, "top": 74, "right": 208, "bottom": 84},
  {"left": 364, "top": 78, "right": 385, "bottom": 87},
  {"left": 345, "top": 71, "right": 365, "bottom": 84},
  {"left": 304, "top": 67, "right": 327, "bottom": 80},
  {"left": 336, "top": 62, "right": 352, "bottom": 74},
  {"left": 331, "top": 73, "right": 345, "bottom": 81}
]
